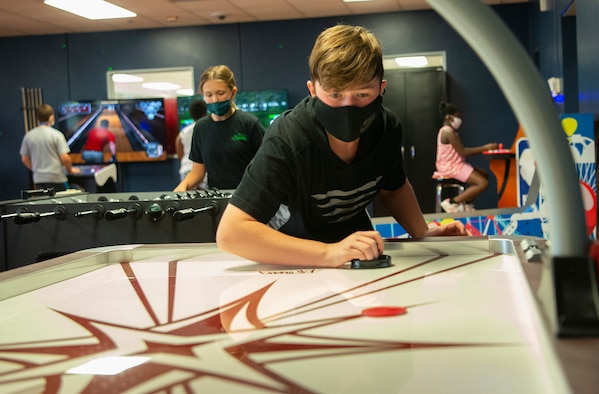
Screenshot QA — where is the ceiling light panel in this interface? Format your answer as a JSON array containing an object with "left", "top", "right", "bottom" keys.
[{"left": 44, "top": 0, "right": 136, "bottom": 20}]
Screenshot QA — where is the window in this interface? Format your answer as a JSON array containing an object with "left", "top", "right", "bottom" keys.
[{"left": 107, "top": 67, "right": 195, "bottom": 99}]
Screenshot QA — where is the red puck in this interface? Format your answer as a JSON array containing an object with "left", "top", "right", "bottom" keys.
[{"left": 361, "top": 306, "right": 407, "bottom": 317}]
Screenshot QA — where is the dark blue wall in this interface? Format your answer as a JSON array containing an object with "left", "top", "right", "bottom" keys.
[
  {"left": 0, "top": 4, "right": 537, "bottom": 211},
  {"left": 576, "top": 0, "right": 599, "bottom": 116}
]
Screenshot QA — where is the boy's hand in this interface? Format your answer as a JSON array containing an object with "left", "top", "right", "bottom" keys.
[
  {"left": 425, "top": 221, "right": 469, "bottom": 237},
  {"left": 326, "top": 231, "right": 384, "bottom": 267}
]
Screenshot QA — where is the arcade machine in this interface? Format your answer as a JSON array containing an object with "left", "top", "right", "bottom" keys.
[
  {"left": 483, "top": 126, "right": 526, "bottom": 208},
  {"left": 0, "top": 1, "right": 597, "bottom": 393},
  {"left": 68, "top": 163, "right": 118, "bottom": 193}
]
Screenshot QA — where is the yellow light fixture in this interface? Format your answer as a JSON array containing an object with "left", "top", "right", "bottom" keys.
[{"left": 44, "top": 0, "right": 136, "bottom": 20}]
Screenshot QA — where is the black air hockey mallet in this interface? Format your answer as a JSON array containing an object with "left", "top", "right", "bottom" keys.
[{"left": 350, "top": 254, "right": 392, "bottom": 269}]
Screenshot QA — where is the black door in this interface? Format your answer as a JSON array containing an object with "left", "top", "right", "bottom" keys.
[{"left": 374, "top": 67, "right": 447, "bottom": 215}]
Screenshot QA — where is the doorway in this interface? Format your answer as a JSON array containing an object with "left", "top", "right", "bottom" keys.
[{"left": 372, "top": 66, "right": 448, "bottom": 215}]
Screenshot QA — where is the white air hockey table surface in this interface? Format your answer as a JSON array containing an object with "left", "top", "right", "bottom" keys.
[{"left": 0, "top": 237, "right": 576, "bottom": 393}]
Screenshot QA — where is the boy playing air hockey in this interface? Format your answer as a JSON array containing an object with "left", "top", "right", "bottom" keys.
[{"left": 216, "top": 24, "right": 467, "bottom": 268}]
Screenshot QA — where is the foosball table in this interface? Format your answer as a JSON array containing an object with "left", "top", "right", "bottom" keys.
[{"left": 0, "top": 189, "right": 232, "bottom": 271}]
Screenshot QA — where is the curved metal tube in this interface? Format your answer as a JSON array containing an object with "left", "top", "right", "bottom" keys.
[{"left": 426, "top": 0, "right": 587, "bottom": 256}]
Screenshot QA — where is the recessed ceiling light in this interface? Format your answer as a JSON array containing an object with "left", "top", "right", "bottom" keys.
[
  {"left": 44, "top": 0, "right": 136, "bottom": 20},
  {"left": 395, "top": 56, "right": 429, "bottom": 68}
]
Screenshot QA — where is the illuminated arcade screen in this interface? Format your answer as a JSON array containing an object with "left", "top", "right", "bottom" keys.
[
  {"left": 236, "top": 89, "right": 288, "bottom": 128},
  {"left": 176, "top": 89, "right": 289, "bottom": 130},
  {"left": 56, "top": 98, "right": 167, "bottom": 163},
  {"left": 176, "top": 95, "right": 203, "bottom": 130}
]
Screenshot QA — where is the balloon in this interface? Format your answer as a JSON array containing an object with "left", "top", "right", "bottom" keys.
[{"left": 561, "top": 117, "right": 578, "bottom": 137}]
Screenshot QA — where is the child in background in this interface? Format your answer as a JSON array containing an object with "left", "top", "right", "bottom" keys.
[
  {"left": 20, "top": 103, "right": 80, "bottom": 191},
  {"left": 434, "top": 101, "right": 498, "bottom": 212},
  {"left": 176, "top": 99, "right": 208, "bottom": 189},
  {"left": 174, "top": 65, "right": 265, "bottom": 191}
]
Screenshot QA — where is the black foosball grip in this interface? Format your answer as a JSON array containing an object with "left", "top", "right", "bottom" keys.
[
  {"left": 104, "top": 204, "right": 143, "bottom": 221},
  {"left": 172, "top": 208, "right": 195, "bottom": 222},
  {"left": 21, "top": 188, "right": 55, "bottom": 200},
  {"left": 74, "top": 204, "right": 105, "bottom": 219},
  {"left": 104, "top": 208, "right": 129, "bottom": 221},
  {"left": 13, "top": 212, "right": 41, "bottom": 225}
]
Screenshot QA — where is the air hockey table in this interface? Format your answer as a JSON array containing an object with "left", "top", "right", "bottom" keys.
[{"left": 0, "top": 237, "right": 597, "bottom": 393}]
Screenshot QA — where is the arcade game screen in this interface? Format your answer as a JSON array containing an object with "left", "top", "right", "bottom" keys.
[
  {"left": 176, "top": 95, "right": 202, "bottom": 130},
  {"left": 55, "top": 98, "right": 167, "bottom": 163},
  {"left": 176, "top": 89, "right": 289, "bottom": 130}
]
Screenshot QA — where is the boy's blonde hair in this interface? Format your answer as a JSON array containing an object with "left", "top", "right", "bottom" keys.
[{"left": 309, "top": 24, "right": 384, "bottom": 91}]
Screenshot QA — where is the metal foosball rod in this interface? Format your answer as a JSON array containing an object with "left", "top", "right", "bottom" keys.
[
  {"left": 13, "top": 206, "right": 67, "bottom": 225},
  {"left": 74, "top": 204, "right": 106, "bottom": 219}
]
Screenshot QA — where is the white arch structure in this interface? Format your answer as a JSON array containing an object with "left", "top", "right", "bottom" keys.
[{"left": 426, "top": 0, "right": 597, "bottom": 337}]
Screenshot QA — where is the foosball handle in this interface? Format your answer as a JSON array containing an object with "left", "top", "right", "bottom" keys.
[
  {"left": 172, "top": 208, "right": 195, "bottom": 222},
  {"left": 21, "top": 188, "right": 56, "bottom": 200},
  {"left": 13, "top": 212, "right": 41, "bottom": 225},
  {"left": 104, "top": 204, "right": 143, "bottom": 221},
  {"left": 74, "top": 204, "right": 105, "bottom": 219},
  {"left": 104, "top": 208, "right": 129, "bottom": 221}
]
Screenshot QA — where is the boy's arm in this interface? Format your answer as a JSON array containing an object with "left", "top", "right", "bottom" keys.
[
  {"left": 379, "top": 181, "right": 429, "bottom": 238},
  {"left": 379, "top": 181, "right": 467, "bottom": 237},
  {"left": 60, "top": 152, "right": 79, "bottom": 173},
  {"left": 216, "top": 204, "right": 383, "bottom": 268},
  {"left": 21, "top": 155, "right": 32, "bottom": 171}
]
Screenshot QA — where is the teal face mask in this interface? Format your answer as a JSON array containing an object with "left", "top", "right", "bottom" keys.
[{"left": 207, "top": 99, "right": 232, "bottom": 116}]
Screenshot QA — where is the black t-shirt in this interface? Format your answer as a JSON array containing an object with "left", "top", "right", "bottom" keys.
[
  {"left": 229, "top": 96, "right": 406, "bottom": 243},
  {"left": 190, "top": 110, "right": 265, "bottom": 189}
]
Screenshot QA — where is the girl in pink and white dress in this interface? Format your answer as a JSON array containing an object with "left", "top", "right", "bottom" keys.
[{"left": 434, "top": 101, "right": 498, "bottom": 212}]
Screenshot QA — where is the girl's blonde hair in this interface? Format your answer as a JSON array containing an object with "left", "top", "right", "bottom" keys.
[{"left": 198, "top": 65, "right": 238, "bottom": 108}]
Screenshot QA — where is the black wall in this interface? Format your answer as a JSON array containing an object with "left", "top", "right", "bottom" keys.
[
  {"left": 575, "top": 0, "right": 599, "bottom": 116},
  {"left": 0, "top": 4, "right": 536, "bottom": 210}
]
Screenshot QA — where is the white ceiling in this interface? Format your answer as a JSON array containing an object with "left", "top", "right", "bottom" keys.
[{"left": 0, "top": 0, "right": 528, "bottom": 38}]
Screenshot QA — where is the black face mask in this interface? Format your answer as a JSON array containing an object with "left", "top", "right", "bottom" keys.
[{"left": 313, "top": 95, "right": 383, "bottom": 142}]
